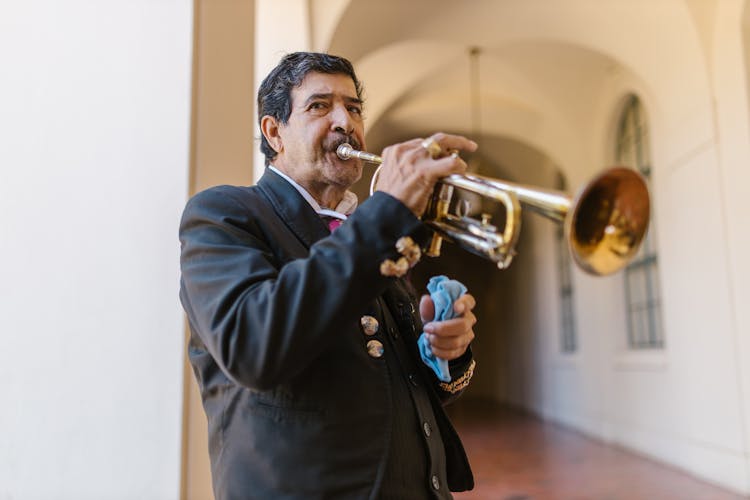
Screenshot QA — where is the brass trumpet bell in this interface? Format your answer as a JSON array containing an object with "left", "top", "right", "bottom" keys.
[
  {"left": 336, "top": 144, "right": 650, "bottom": 276},
  {"left": 565, "top": 167, "right": 650, "bottom": 275}
]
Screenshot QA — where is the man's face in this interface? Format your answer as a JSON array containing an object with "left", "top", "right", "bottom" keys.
[{"left": 274, "top": 71, "right": 366, "bottom": 190}]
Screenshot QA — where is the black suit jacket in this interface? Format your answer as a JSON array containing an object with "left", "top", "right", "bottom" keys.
[{"left": 179, "top": 170, "right": 473, "bottom": 499}]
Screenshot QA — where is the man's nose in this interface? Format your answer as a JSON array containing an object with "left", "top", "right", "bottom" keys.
[{"left": 330, "top": 103, "right": 354, "bottom": 135}]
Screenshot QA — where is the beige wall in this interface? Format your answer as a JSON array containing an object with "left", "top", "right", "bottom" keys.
[
  {"left": 184, "top": 1, "right": 255, "bottom": 499},
  {"left": 191, "top": 1, "right": 256, "bottom": 192},
  {"left": 183, "top": 1, "right": 317, "bottom": 496}
]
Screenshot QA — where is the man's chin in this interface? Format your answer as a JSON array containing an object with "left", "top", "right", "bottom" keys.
[
  {"left": 336, "top": 169, "right": 363, "bottom": 189},
  {"left": 328, "top": 160, "right": 362, "bottom": 188}
]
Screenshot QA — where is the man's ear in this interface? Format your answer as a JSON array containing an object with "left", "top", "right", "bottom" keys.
[{"left": 260, "top": 115, "right": 282, "bottom": 154}]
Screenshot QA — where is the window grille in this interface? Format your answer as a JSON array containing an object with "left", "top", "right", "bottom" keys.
[
  {"left": 556, "top": 174, "right": 577, "bottom": 353},
  {"left": 558, "top": 226, "right": 577, "bottom": 353},
  {"left": 615, "top": 95, "right": 664, "bottom": 349}
]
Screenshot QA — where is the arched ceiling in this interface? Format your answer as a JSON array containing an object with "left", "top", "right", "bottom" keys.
[
  {"left": 360, "top": 41, "right": 617, "bottom": 172},
  {"left": 321, "top": 0, "right": 712, "bottom": 183}
]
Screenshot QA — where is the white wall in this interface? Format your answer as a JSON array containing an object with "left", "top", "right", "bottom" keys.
[
  {"left": 523, "top": 7, "right": 750, "bottom": 494},
  {"left": 0, "top": 1, "right": 193, "bottom": 498},
  {"left": 185, "top": 1, "right": 256, "bottom": 498}
]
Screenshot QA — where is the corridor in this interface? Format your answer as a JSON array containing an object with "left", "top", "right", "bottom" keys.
[{"left": 448, "top": 401, "right": 747, "bottom": 500}]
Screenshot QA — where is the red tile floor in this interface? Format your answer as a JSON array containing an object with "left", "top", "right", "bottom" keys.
[{"left": 446, "top": 400, "right": 747, "bottom": 500}]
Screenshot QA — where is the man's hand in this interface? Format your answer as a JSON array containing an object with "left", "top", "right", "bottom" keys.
[
  {"left": 375, "top": 133, "right": 478, "bottom": 217},
  {"left": 419, "top": 293, "right": 477, "bottom": 361}
]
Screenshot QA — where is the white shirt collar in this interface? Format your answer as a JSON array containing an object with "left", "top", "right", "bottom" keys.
[{"left": 268, "top": 165, "right": 358, "bottom": 220}]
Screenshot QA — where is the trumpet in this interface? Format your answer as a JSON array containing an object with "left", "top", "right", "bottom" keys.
[{"left": 336, "top": 143, "right": 650, "bottom": 276}]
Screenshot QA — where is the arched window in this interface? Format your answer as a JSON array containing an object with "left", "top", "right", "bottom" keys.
[{"left": 615, "top": 95, "right": 664, "bottom": 349}]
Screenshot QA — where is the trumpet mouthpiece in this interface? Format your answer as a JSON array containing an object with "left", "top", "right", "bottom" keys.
[
  {"left": 335, "top": 144, "right": 382, "bottom": 165},
  {"left": 336, "top": 143, "right": 354, "bottom": 160}
]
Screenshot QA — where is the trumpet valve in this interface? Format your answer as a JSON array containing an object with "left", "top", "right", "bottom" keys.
[
  {"left": 495, "top": 248, "right": 516, "bottom": 270},
  {"left": 426, "top": 234, "right": 444, "bottom": 258}
]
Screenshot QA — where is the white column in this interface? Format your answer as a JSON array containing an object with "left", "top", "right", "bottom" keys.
[{"left": 0, "top": 1, "right": 192, "bottom": 498}]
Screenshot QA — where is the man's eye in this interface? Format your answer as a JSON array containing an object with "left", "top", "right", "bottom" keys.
[
  {"left": 309, "top": 102, "right": 327, "bottom": 110},
  {"left": 348, "top": 106, "right": 363, "bottom": 115}
]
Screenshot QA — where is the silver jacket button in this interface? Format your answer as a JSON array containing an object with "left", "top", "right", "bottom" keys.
[
  {"left": 366, "top": 339, "right": 384, "bottom": 358},
  {"left": 431, "top": 475, "right": 440, "bottom": 490},
  {"left": 360, "top": 315, "right": 379, "bottom": 336}
]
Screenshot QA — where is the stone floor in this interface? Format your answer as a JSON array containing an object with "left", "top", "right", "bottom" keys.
[{"left": 446, "top": 400, "right": 747, "bottom": 500}]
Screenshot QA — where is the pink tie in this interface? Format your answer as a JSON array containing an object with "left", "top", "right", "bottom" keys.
[{"left": 328, "top": 218, "right": 342, "bottom": 232}]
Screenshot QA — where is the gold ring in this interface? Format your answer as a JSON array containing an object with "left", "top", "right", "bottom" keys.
[{"left": 421, "top": 137, "right": 443, "bottom": 159}]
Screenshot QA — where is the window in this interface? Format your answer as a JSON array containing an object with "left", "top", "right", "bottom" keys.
[
  {"left": 615, "top": 95, "right": 664, "bottom": 349},
  {"left": 556, "top": 174, "right": 577, "bottom": 353}
]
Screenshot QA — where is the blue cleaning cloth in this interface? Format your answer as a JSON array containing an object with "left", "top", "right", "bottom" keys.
[{"left": 417, "top": 275, "right": 467, "bottom": 382}]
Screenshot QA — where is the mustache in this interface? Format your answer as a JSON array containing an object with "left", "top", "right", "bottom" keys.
[{"left": 326, "top": 134, "right": 362, "bottom": 153}]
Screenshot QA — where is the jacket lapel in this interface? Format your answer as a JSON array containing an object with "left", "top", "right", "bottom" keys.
[{"left": 256, "top": 169, "right": 330, "bottom": 248}]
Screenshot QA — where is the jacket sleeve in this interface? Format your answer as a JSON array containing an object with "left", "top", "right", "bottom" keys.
[
  {"left": 179, "top": 186, "right": 424, "bottom": 390},
  {"left": 438, "top": 349, "right": 476, "bottom": 405},
  {"left": 412, "top": 339, "right": 475, "bottom": 405}
]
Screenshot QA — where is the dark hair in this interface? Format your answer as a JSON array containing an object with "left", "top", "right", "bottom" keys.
[{"left": 257, "top": 52, "right": 364, "bottom": 166}]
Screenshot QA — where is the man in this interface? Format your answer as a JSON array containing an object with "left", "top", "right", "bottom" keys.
[{"left": 179, "top": 52, "right": 478, "bottom": 499}]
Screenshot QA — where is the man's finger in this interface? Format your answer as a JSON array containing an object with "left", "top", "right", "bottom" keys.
[
  {"left": 425, "top": 313, "right": 477, "bottom": 338},
  {"left": 419, "top": 294, "right": 435, "bottom": 324},
  {"left": 426, "top": 132, "right": 478, "bottom": 155},
  {"left": 453, "top": 294, "right": 476, "bottom": 315}
]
